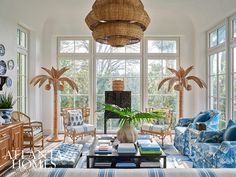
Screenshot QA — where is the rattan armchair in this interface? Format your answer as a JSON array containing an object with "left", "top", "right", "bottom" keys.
[
  {"left": 63, "top": 107, "right": 96, "bottom": 144},
  {"left": 11, "top": 111, "right": 44, "bottom": 152},
  {"left": 141, "top": 108, "right": 173, "bottom": 146}
]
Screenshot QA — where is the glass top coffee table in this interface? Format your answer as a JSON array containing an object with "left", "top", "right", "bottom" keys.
[{"left": 87, "top": 137, "right": 166, "bottom": 168}]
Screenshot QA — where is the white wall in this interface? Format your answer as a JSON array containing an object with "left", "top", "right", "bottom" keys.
[
  {"left": 0, "top": 13, "right": 43, "bottom": 122},
  {"left": 0, "top": 15, "right": 17, "bottom": 100}
]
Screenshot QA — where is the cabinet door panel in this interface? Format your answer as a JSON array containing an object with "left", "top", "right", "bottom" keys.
[
  {"left": 11, "top": 126, "right": 23, "bottom": 157},
  {"left": 0, "top": 136, "right": 11, "bottom": 170}
]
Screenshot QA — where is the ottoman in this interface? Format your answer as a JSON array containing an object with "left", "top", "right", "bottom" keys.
[{"left": 46, "top": 143, "right": 83, "bottom": 168}]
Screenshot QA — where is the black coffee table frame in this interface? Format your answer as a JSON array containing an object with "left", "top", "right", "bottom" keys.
[{"left": 87, "top": 139, "right": 166, "bottom": 168}]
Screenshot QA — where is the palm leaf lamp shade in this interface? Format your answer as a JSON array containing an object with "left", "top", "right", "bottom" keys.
[
  {"left": 85, "top": 0, "right": 150, "bottom": 47},
  {"left": 158, "top": 66, "right": 207, "bottom": 118},
  {"left": 30, "top": 67, "right": 78, "bottom": 142}
]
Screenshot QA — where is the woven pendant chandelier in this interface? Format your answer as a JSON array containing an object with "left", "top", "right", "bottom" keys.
[{"left": 85, "top": 0, "right": 151, "bottom": 47}]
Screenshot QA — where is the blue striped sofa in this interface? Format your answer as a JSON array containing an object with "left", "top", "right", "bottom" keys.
[{"left": 28, "top": 168, "right": 236, "bottom": 177}]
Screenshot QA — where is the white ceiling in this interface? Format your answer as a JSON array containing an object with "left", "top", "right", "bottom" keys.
[{"left": 0, "top": 0, "right": 236, "bottom": 32}]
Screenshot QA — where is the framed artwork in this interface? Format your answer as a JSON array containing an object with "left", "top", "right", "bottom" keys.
[
  {"left": 0, "top": 60, "right": 7, "bottom": 75},
  {"left": 6, "top": 77, "right": 12, "bottom": 88},
  {"left": 0, "top": 44, "right": 5, "bottom": 56},
  {"left": 7, "top": 60, "right": 14, "bottom": 70}
]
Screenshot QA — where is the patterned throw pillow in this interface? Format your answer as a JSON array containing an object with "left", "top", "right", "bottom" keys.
[
  {"left": 223, "top": 125, "right": 236, "bottom": 141},
  {"left": 67, "top": 110, "right": 83, "bottom": 126},
  {"left": 193, "top": 112, "right": 210, "bottom": 125}
]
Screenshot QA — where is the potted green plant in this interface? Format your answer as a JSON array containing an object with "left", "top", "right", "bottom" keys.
[
  {"left": 101, "top": 104, "right": 166, "bottom": 143},
  {"left": 0, "top": 92, "right": 16, "bottom": 123}
]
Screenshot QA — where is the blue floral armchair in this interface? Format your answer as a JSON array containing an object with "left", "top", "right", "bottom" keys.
[
  {"left": 192, "top": 129, "right": 236, "bottom": 168},
  {"left": 174, "top": 110, "right": 220, "bottom": 156}
]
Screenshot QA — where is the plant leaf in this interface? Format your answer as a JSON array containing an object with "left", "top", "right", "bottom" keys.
[
  {"left": 186, "top": 76, "right": 207, "bottom": 88},
  {"left": 158, "top": 77, "right": 174, "bottom": 90}
]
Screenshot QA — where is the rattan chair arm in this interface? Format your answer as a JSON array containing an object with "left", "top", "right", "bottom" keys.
[
  {"left": 30, "top": 121, "right": 43, "bottom": 127},
  {"left": 23, "top": 126, "right": 34, "bottom": 129}
]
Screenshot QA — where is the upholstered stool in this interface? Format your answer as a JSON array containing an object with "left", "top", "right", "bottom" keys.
[{"left": 46, "top": 143, "right": 83, "bottom": 168}]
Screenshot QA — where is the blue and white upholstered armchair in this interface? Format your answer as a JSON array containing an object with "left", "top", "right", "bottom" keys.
[
  {"left": 174, "top": 110, "right": 220, "bottom": 156},
  {"left": 63, "top": 108, "right": 96, "bottom": 143}
]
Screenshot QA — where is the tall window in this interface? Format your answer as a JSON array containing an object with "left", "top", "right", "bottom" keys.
[
  {"left": 58, "top": 38, "right": 90, "bottom": 112},
  {"left": 95, "top": 43, "right": 141, "bottom": 131},
  {"left": 17, "top": 26, "right": 29, "bottom": 113},
  {"left": 231, "top": 15, "right": 236, "bottom": 120},
  {"left": 232, "top": 47, "right": 236, "bottom": 119},
  {"left": 207, "top": 24, "right": 227, "bottom": 122},
  {"left": 57, "top": 37, "right": 180, "bottom": 131},
  {"left": 145, "top": 38, "right": 179, "bottom": 120}
]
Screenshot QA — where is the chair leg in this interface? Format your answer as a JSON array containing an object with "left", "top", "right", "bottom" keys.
[
  {"left": 93, "top": 130, "right": 95, "bottom": 137},
  {"left": 170, "top": 133, "right": 173, "bottom": 142},
  {"left": 63, "top": 134, "right": 66, "bottom": 143},
  {"left": 73, "top": 136, "right": 75, "bottom": 144},
  {"left": 32, "top": 142, "right": 35, "bottom": 153},
  {"left": 161, "top": 137, "right": 164, "bottom": 147},
  {"left": 42, "top": 137, "right": 44, "bottom": 149}
]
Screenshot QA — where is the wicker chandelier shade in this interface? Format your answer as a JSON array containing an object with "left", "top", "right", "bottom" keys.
[{"left": 85, "top": 0, "right": 150, "bottom": 47}]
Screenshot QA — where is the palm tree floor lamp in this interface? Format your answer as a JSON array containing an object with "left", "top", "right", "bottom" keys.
[
  {"left": 158, "top": 66, "right": 207, "bottom": 118},
  {"left": 30, "top": 67, "right": 78, "bottom": 142}
]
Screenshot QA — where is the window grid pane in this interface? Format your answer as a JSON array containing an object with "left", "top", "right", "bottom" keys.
[
  {"left": 208, "top": 50, "right": 226, "bottom": 120},
  {"left": 210, "top": 30, "right": 217, "bottom": 48},
  {"left": 233, "top": 19, "right": 236, "bottom": 38},
  {"left": 60, "top": 40, "right": 89, "bottom": 54},
  {"left": 96, "top": 42, "right": 140, "bottom": 53},
  {"left": 96, "top": 58, "right": 141, "bottom": 131},
  {"left": 59, "top": 58, "right": 89, "bottom": 111},
  {"left": 148, "top": 40, "right": 177, "bottom": 54},
  {"left": 209, "top": 25, "right": 226, "bottom": 48},
  {"left": 218, "top": 26, "right": 226, "bottom": 44},
  {"left": 147, "top": 59, "right": 177, "bottom": 113}
]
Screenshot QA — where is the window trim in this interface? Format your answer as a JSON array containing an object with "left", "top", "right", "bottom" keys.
[
  {"left": 57, "top": 37, "right": 92, "bottom": 118},
  {"left": 229, "top": 14, "right": 236, "bottom": 41},
  {"left": 144, "top": 37, "right": 180, "bottom": 117},
  {"left": 17, "top": 25, "right": 29, "bottom": 114}
]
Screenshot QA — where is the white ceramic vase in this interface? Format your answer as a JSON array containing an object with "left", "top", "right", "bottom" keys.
[{"left": 117, "top": 124, "right": 138, "bottom": 143}]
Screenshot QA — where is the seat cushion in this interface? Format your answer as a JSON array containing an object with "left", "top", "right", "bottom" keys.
[
  {"left": 142, "top": 123, "right": 169, "bottom": 132},
  {"left": 46, "top": 143, "right": 83, "bottom": 167},
  {"left": 68, "top": 124, "right": 95, "bottom": 133},
  {"left": 68, "top": 110, "right": 83, "bottom": 126},
  {"left": 193, "top": 143, "right": 219, "bottom": 163},
  {"left": 175, "top": 126, "right": 187, "bottom": 134},
  {"left": 24, "top": 127, "right": 42, "bottom": 137}
]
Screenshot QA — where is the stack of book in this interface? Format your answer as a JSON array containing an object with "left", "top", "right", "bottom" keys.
[
  {"left": 137, "top": 139, "right": 152, "bottom": 146},
  {"left": 139, "top": 143, "right": 162, "bottom": 155},
  {"left": 94, "top": 144, "right": 113, "bottom": 154},
  {"left": 137, "top": 134, "right": 153, "bottom": 140},
  {"left": 97, "top": 139, "right": 111, "bottom": 145},
  {"left": 117, "top": 143, "right": 136, "bottom": 154},
  {"left": 116, "top": 162, "right": 136, "bottom": 168}
]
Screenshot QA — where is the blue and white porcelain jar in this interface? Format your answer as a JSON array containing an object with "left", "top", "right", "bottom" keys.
[{"left": 0, "top": 108, "right": 13, "bottom": 123}]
